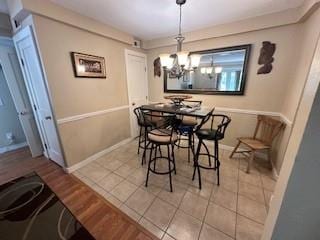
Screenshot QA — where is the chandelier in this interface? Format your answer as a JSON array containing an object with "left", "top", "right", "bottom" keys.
[{"left": 159, "top": 0, "right": 201, "bottom": 79}]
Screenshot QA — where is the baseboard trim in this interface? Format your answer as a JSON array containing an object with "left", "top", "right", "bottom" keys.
[
  {"left": 0, "top": 142, "right": 28, "bottom": 154},
  {"left": 64, "top": 137, "right": 133, "bottom": 173}
]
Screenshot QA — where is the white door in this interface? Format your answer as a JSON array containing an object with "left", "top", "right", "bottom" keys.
[
  {"left": 0, "top": 43, "right": 43, "bottom": 157},
  {"left": 125, "top": 50, "right": 148, "bottom": 137},
  {"left": 13, "top": 26, "right": 64, "bottom": 167}
]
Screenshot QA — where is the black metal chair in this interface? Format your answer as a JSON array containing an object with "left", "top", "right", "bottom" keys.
[
  {"left": 134, "top": 107, "right": 158, "bottom": 165},
  {"left": 142, "top": 111, "right": 178, "bottom": 192},
  {"left": 176, "top": 100, "right": 203, "bottom": 163},
  {"left": 193, "top": 111, "right": 231, "bottom": 189}
]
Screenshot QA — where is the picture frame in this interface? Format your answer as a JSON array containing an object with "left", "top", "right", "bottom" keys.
[{"left": 71, "top": 52, "right": 106, "bottom": 78}]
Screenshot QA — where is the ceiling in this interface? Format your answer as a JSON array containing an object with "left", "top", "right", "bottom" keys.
[
  {"left": 0, "top": 0, "right": 9, "bottom": 14},
  {"left": 51, "top": 0, "right": 305, "bottom": 40}
]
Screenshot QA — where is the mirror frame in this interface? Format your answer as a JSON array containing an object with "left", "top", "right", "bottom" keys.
[{"left": 164, "top": 44, "right": 252, "bottom": 95}]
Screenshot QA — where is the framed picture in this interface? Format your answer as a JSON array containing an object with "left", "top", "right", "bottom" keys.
[{"left": 71, "top": 52, "right": 106, "bottom": 78}]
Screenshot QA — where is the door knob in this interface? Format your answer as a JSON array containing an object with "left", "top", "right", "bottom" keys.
[
  {"left": 45, "top": 116, "right": 52, "bottom": 120},
  {"left": 20, "top": 111, "right": 27, "bottom": 115},
  {"left": 132, "top": 102, "right": 136, "bottom": 106}
]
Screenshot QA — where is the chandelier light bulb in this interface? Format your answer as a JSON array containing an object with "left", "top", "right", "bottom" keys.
[
  {"left": 190, "top": 54, "right": 201, "bottom": 68},
  {"left": 215, "top": 66, "right": 223, "bottom": 74},
  {"left": 177, "top": 51, "right": 189, "bottom": 66},
  {"left": 159, "top": 54, "right": 174, "bottom": 69}
]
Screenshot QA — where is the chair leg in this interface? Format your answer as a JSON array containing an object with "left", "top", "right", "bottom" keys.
[
  {"left": 145, "top": 143, "right": 154, "bottom": 187},
  {"left": 154, "top": 145, "right": 158, "bottom": 171},
  {"left": 193, "top": 139, "right": 202, "bottom": 189},
  {"left": 215, "top": 140, "right": 220, "bottom": 186},
  {"left": 137, "top": 126, "right": 142, "bottom": 154},
  {"left": 203, "top": 141, "right": 212, "bottom": 167},
  {"left": 188, "top": 132, "right": 192, "bottom": 163},
  {"left": 142, "top": 127, "right": 148, "bottom": 165},
  {"left": 192, "top": 139, "right": 202, "bottom": 181},
  {"left": 246, "top": 150, "right": 255, "bottom": 174},
  {"left": 167, "top": 145, "right": 173, "bottom": 192},
  {"left": 230, "top": 140, "right": 241, "bottom": 158},
  {"left": 171, "top": 144, "right": 177, "bottom": 175}
]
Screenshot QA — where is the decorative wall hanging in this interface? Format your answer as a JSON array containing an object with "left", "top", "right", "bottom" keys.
[
  {"left": 153, "top": 57, "right": 161, "bottom": 77},
  {"left": 71, "top": 52, "right": 106, "bottom": 78},
  {"left": 257, "top": 41, "right": 276, "bottom": 74}
]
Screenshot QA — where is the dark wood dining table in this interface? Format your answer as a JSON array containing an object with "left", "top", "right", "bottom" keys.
[{"left": 140, "top": 103, "right": 212, "bottom": 118}]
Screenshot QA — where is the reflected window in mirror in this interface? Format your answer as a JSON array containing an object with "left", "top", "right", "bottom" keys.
[{"left": 164, "top": 45, "right": 251, "bottom": 95}]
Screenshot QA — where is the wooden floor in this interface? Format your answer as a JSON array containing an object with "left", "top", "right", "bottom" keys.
[{"left": 0, "top": 147, "right": 158, "bottom": 240}]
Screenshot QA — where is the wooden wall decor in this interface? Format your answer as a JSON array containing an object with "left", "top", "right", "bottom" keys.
[
  {"left": 257, "top": 41, "right": 276, "bottom": 74},
  {"left": 153, "top": 57, "right": 161, "bottom": 77}
]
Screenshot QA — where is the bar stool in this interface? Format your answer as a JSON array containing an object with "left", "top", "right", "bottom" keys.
[
  {"left": 176, "top": 100, "right": 202, "bottom": 163},
  {"left": 142, "top": 111, "right": 178, "bottom": 192},
  {"left": 133, "top": 107, "right": 158, "bottom": 165},
  {"left": 193, "top": 112, "right": 231, "bottom": 189}
]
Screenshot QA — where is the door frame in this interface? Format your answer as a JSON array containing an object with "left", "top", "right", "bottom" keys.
[
  {"left": 13, "top": 25, "right": 65, "bottom": 166},
  {"left": 124, "top": 49, "right": 148, "bottom": 138}
]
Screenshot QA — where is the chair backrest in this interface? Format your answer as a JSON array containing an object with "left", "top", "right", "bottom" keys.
[
  {"left": 210, "top": 114, "right": 232, "bottom": 138},
  {"left": 133, "top": 107, "right": 144, "bottom": 126},
  {"left": 253, "top": 115, "right": 285, "bottom": 146},
  {"left": 142, "top": 109, "right": 177, "bottom": 130},
  {"left": 195, "top": 108, "right": 215, "bottom": 132}
]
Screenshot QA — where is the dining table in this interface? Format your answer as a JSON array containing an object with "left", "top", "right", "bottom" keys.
[{"left": 140, "top": 103, "right": 212, "bottom": 119}]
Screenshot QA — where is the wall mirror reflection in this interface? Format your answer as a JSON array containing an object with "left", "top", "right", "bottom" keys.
[{"left": 164, "top": 45, "right": 251, "bottom": 95}]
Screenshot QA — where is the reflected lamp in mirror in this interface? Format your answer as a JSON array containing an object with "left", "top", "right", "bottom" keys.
[{"left": 164, "top": 45, "right": 251, "bottom": 95}]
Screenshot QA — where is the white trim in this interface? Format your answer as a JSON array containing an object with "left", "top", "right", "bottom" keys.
[
  {"left": 150, "top": 102, "right": 294, "bottom": 126},
  {"left": 0, "top": 142, "right": 28, "bottom": 154},
  {"left": 215, "top": 107, "right": 279, "bottom": 117},
  {"left": 64, "top": 137, "right": 133, "bottom": 173},
  {"left": 278, "top": 113, "right": 293, "bottom": 126},
  {"left": 212, "top": 107, "right": 293, "bottom": 126},
  {"left": 125, "top": 49, "right": 148, "bottom": 138},
  {"left": 57, "top": 105, "right": 129, "bottom": 124}
]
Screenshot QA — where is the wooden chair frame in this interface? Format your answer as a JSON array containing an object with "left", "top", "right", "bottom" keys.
[{"left": 230, "top": 115, "right": 285, "bottom": 173}]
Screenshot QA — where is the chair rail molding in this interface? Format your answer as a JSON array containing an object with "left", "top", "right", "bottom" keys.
[
  {"left": 214, "top": 107, "right": 293, "bottom": 126},
  {"left": 57, "top": 105, "right": 129, "bottom": 124}
]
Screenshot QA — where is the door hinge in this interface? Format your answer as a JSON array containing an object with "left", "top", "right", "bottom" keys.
[
  {"left": 44, "top": 143, "right": 48, "bottom": 149},
  {"left": 33, "top": 104, "right": 37, "bottom": 111},
  {"left": 145, "top": 67, "right": 147, "bottom": 72},
  {"left": 21, "top": 58, "right": 24, "bottom": 67}
]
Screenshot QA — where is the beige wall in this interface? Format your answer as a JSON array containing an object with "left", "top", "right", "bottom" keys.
[
  {"left": 273, "top": 7, "right": 320, "bottom": 172},
  {"left": 31, "top": 15, "right": 134, "bottom": 167},
  {"left": 147, "top": 24, "right": 303, "bottom": 173},
  {"left": 281, "top": 7, "right": 320, "bottom": 121}
]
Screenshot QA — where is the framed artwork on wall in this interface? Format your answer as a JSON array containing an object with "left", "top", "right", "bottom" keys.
[{"left": 71, "top": 52, "right": 106, "bottom": 78}]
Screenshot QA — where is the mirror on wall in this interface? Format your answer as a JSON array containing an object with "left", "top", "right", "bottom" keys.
[{"left": 164, "top": 45, "right": 251, "bottom": 95}]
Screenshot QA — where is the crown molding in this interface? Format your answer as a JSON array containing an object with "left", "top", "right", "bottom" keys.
[
  {"left": 6, "top": 0, "right": 134, "bottom": 45},
  {"left": 143, "top": 0, "right": 320, "bottom": 50}
]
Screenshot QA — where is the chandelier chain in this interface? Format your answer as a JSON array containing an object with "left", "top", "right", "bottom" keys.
[{"left": 179, "top": 4, "right": 182, "bottom": 36}]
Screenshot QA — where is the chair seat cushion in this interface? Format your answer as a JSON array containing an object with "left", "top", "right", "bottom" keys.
[
  {"left": 182, "top": 117, "right": 198, "bottom": 126},
  {"left": 196, "top": 129, "right": 223, "bottom": 140},
  {"left": 239, "top": 137, "right": 270, "bottom": 150},
  {"left": 148, "top": 129, "right": 178, "bottom": 143}
]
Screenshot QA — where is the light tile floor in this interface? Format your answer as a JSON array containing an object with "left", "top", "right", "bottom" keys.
[{"left": 73, "top": 140, "right": 277, "bottom": 240}]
